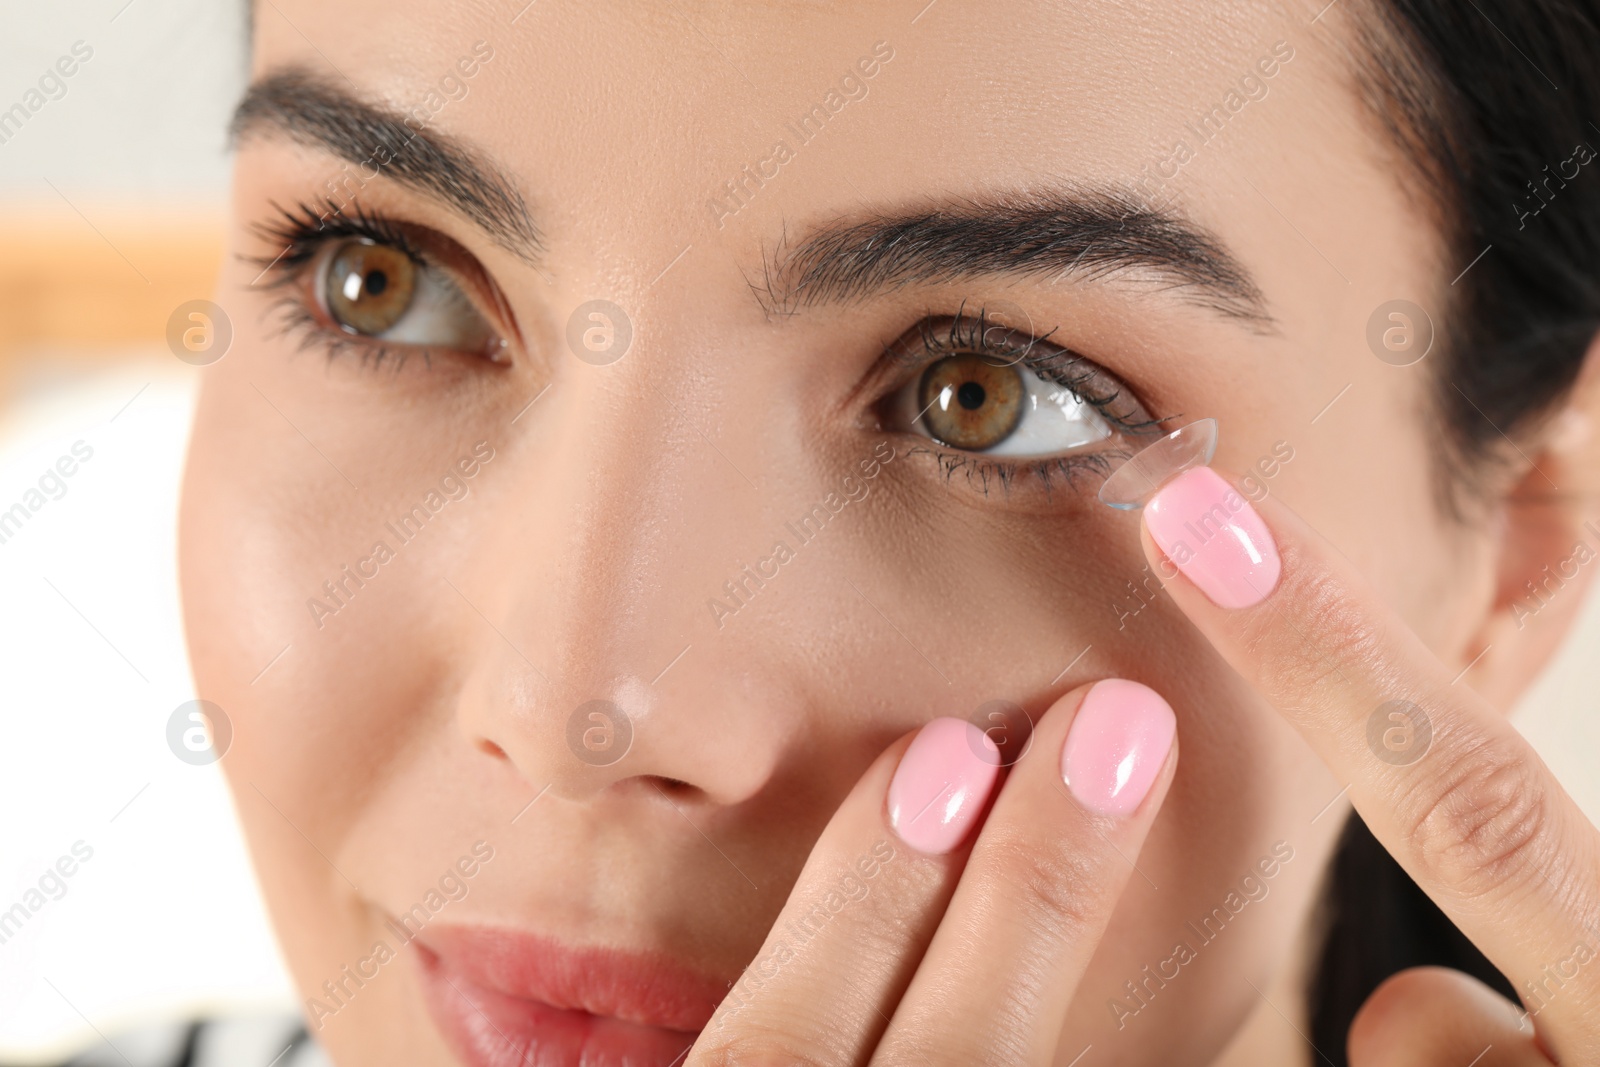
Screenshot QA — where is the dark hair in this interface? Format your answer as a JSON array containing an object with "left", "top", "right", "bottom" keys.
[
  {"left": 1311, "top": 816, "right": 1518, "bottom": 1062},
  {"left": 1353, "top": 0, "right": 1600, "bottom": 505},
  {"left": 1310, "top": 1, "right": 1600, "bottom": 1060}
]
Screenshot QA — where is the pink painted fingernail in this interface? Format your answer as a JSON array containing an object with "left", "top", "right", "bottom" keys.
[
  {"left": 888, "top": 717, "right": 1001, "bottom": 854},
  {"left": 1145, "top": 466, "right": 1281, "bottom": 609},
  {"left": 1061, "top": 679, "right": 1176, "bottom": 816}
]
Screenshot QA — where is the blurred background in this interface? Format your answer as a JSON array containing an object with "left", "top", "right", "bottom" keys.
[
  {"left": 1, "top": 2, "right": 1599, "bottom": 1064},
  {"left": 0, "top": 3, "right": 297, "bottom": 1064}
]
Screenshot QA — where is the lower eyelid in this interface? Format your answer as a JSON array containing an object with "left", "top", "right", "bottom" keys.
[
  {"left": 260, "top": 288, "right": 460, "bottom": 377},
  {"left": 901, "top": 442, "right": 1129, "bottom": 500},
  {"left": 260, "top": 294, "right": 400, "bottom": 368}
]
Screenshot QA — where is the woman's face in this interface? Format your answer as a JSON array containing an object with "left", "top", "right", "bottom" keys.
[{"left": 180, "top": 2, "right": 1490, "bottom": 1063}]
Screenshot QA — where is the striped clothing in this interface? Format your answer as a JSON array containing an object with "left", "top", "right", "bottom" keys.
[{"left": 23, "top": 1014, "right": 332, "bottom": 1067}]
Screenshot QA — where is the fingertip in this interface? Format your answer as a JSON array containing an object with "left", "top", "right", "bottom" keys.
[
  {"left": 1143, "top": 466, "right": 1282, "bottom": 610},
  {"left": 1060, "top": 679, "right": 1177, "bottom": 817},
  {"left": 1349, "top": 967, "right": 1534, "bottom": 1067},
  {"left": 887, "top": 717, "right": 1002, "bottom": 855}
]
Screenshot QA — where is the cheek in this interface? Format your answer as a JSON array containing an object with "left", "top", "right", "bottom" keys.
[
  {"left": 654, "top": 454, "right": 1162, "bottom": 754},
  {"left": 1261, "top": 414, "right": 1475, "bottom": 654},
  {"left": 179, "top": 250, "right": 506, "bottom": 713},
  {"left": 177, "top": 305, "right": 484, "bottom": 982},
  {"left": 1403, "top": 521, "right": 1496, "bottom": 656}
]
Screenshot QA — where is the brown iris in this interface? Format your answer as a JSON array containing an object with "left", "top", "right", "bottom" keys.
[
  {"left": 918, "top": 354, "right": 1025, "bottom": 450},
  {"left": 325, "top": 239, "right": 416, "bottom": 335}
]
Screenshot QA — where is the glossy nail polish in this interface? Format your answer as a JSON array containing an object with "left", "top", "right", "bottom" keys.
[
  {"left": 1145, "top": 466, "right": 1281, "bottom": 609},
  {"left": 888, "top": 717, "right": 1000, "bottom": 854},
  {"left": 1061, "top": 679, "right": 1176, "bottom": 816}
]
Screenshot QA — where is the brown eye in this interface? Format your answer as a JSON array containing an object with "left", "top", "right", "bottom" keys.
[
  {"left": 325, "top": 239, "right": 416, "bottom": 335},
  {"left": 918, "top": 354, "right": 1025, "bottom": 450}
]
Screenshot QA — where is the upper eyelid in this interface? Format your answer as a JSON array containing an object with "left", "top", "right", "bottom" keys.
[
  {"left": 885, "top": 310, "right": 1060, "bottom": 369},
  {"left": 244, "top": 201, "right": 433, "bottom": 282},
  {"left": 887, "top": 312, "right": 1117, "bottom": 394}
]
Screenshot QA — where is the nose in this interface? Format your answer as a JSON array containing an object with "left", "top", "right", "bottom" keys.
[{"left": 451, "top": 325, "right": 798, "bottom": 807}]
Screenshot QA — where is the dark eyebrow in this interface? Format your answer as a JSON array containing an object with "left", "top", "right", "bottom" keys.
[
  {"left": 229, "top": 68, "right": 542, "bottom": 262},
  {"left": 754, "top": 190, "right": 1272, "bottom": 328}
]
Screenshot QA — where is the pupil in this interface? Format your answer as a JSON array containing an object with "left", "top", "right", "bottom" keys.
[
  {"left": 365, "top": 269, "right": 388, "bottom": 296},
  {"left": 957, "top": 381, "right": 986, "bottom": 410}
]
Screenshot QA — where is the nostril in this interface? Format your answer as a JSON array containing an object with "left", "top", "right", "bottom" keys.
[{"left": 476, "top": 738, "right": 510, "bottom": 761}]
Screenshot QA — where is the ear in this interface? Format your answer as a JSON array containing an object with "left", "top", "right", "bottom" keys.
[{"left": 1463, "top": 335, "right": 1600, "bottom": 709}]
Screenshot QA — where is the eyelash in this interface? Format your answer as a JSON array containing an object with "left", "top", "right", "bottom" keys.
[
  {"left": 244, "top": 198, "right": 451, "bottom": 372},
  {"left": 889, "top": 304, "right": 1173, "bottom": 496}
]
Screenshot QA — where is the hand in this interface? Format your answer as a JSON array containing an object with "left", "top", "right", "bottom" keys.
[
  {"left": 686, "top": 678, "right": 1179, "bottom": 1066},
  {"left": 1137, "top": 465, "right": 1600, "bottom": 1065}
]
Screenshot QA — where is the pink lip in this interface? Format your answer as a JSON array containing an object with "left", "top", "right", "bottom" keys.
[{"left": 412, "top": 925, "right": 726, "bottom": 1067}]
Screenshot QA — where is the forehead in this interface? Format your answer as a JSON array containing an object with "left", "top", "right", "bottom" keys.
[{"left": 250, "top": 4, "right": 1347, "bottom": 199}]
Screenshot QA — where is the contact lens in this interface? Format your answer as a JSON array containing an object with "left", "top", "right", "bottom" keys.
[{"left": 1097, "top": 418, "right": 1218, "bottom": 510}]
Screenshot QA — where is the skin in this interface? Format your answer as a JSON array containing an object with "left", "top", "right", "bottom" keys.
[{"left": 177, "top": 0, "right": 1600, "bottom": 1063}]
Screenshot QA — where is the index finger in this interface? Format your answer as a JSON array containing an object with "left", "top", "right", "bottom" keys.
[{"left": 1137, "top": 464, "right": 1600, "bottom": 1060}]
